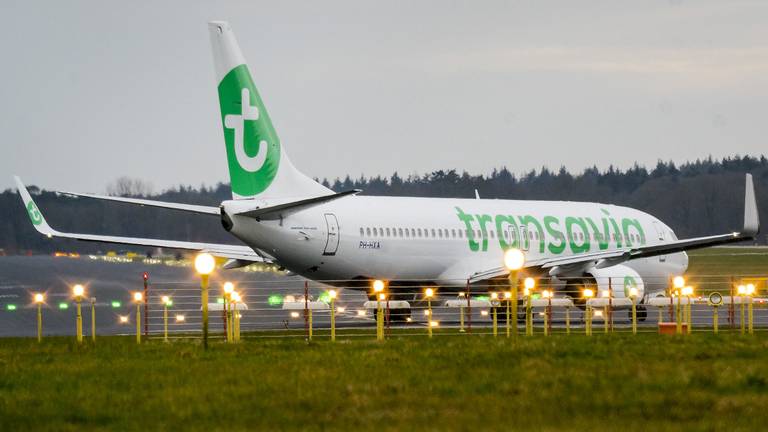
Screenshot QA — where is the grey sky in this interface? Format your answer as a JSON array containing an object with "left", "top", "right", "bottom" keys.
[{"left": 2, "top": 0, "right": 766, "bottom": 194}]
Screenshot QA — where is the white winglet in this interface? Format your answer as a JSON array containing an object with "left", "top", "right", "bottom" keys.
[
  {"left": 14, "top": 176, "right": 55, "bottom": 237},
  {"left": 744, "top": 173, "right": 759, "bottom": 235}
]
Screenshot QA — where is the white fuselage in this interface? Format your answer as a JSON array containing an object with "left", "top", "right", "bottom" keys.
[{"left": 223, "top": 196, "right": 688, "bottom": 294}]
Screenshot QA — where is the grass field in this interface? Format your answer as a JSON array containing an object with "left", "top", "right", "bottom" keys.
[{"left": 2, "top": 333, "right": 768, "bottom": 431}]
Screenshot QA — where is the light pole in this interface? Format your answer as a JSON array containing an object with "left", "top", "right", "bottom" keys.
[
  {"left": 161, "top": 295, "right": 171, "bottom": 342},
  {"left": 504, "top": 248, "right": 525, "bottom": 338},
  {"left": 373, "top": 280, "right": 385, "bottom": 341},
  {"left": 682, "top": 286, "right": 694, "bottom": 335},
  {"left": 542, "top": 290, "right": 552, "bottom": 336},
  {"left": 746, "top": 283, "right": 756, "bottom": 334},
  {"left": 329, "top": 289, "right": 337, "bottom": 342},
  {"left": 504, "top": 291, "right": 512, "bottom": 338},
  {"left": 223, "top": 282, "right": 234, "bottom": 342},
  {"left": 425, "top": 288, "right": 434, "bottom": 338},
  {"left": 490, "top": 292, "right": 499, "bottom": 337},
  {"left": 73, "top": 284, "right": 85, "bottom": 344},
  {"left": 34, "top": 293, "right": 44, "bottom": 342},
  {"left": 90, "top": 297, "right": 96, "bottom": 343},
  {"left": 629, "top": 287, "right": 638, "bottom": 335},
  {"left": 231, "top": 291, "right": 242, "bottom": 342},
  {"left": 133, "top": 292, "right": 143, "bottom": 344},
  {"left": 195, "top": 253, "right": 216, "bottom": 349},
  {"left": 673, "top": 276, "right": 685, "bottom": 335},
  {"left": 583, "top": 288, "right": 594, "bottom": 336},
  {"left": 737, "top": 284, "right": 746, "bottom": 334},
  {"left": 524, "top": 277, "right": 535, "bottom": 337}
]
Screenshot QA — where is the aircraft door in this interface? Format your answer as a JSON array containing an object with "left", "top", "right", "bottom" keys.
[
  {"left": 652, "top": 221, "right": 667, "bottom": 262},
  {"left": 323, "top": 213, "right": 340, "bottom": 256}
]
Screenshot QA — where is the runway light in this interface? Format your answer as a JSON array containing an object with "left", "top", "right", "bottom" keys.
[
  {"left": 231, "top": 292, "right": 241, "bottom": 303},
  {"left": 223, "top": 281, "right": 234, "bottom": 294},
  {"left": 336, "top": 306, "right": 346, "bottom": 313},
  {"left": 491, "top": 292, "right": 498, "bottom": 300},
  {"left": 58, "top": 302, "right": 69, "bottom": 310},
  {"left": 737, "top": 285, "right": 746, "bottom": 295},
  {"left": 601, "top": 290, "right": 610, "bottom": 298},
  {"left": 673, "top": 276, "right": 685, "bottom": 289},
  {"left": 594, "top": 310, "right": 603, "bottom": 318},
  {"left": 6, "top": 304, "right": 16, "bottom": 311},
  {"left": 425, "top": 288, "right": 434, "bottom": 298},
  {"left": 217, "top": 297, "right": 225, "bottom": 304},
  {"left": 424, "top": 309, "right": 430, "bottom": 316},
  {"left": 523, "top": 287, "right": 531, "bottom": 296},
  {"left": 373, "top": 279, "right": 385, "bottom": 292},
  {"left": 583, "top": 288, "right": 595, "bottom": 299},
  {"left": 161, "top": 295, "right": 172, "bottom": 306},
  {"left": 175, "top": 314, "right": 185, "bottom": 322},
  {"left": 430, "top": 321, "right": 439, "bottom": 327},
  {"left": 267, "top": 295, "right": 283, "bottom": 306},
  {"left": 290, "top": 311, "right": 300, "bottom": 318},
  {"left": 406, "top": 317, "right": 413, "bottom": 322},
  {"left": 328, "top": 289, "right": 337, "bottom": 299},
  {"left": 524, "top": 277, "right": 536, "bottom": 290},
  {"left": 480, "top": 310, "right": 489, "bottom": 316},
  {"left": 629, "top": 287, "right": 638, "bottom": 298},
  {"left": 378, "top": 293, "right": 386, "bottom": 301},
  {"left": 458, "top": 292, "right": 465, "bottom": 297},
  {"left": 746, "top": 284, "right": 756, "bottom": 296},
  {"left": 72, "top": 284, "right": 85, "bottom": 298},
  {"left": 119, "top": 315, "right": 129, "bottom": 323},
  {"left": 504, "top": 291, "right": 512, "bottom": 299},
  {"left": 682, "top": 286, "right": 694, "bottom": 296},
  {"left": 542, "top": 290, "right": 552, "bottom": 299},
  {"left": 111, "top": 301, "right": 121, "bottom": 308},
  {"left": 133, "top": 292, "right": 143, "bottom": 302},
  {"left": 194, "top": 253, "right": 216, "bottom": 275},
  {"left": 34, "top": 293, "right": 45, "bottom": 304},
  {"left": 503, "top": 248, "right": 526, "bottom": 271},
  {"left": 356, "top": 309, "right": 366, "bottom": 317},
  {"left": 284, "top": 295, "right": 296, "bottom": 303}
]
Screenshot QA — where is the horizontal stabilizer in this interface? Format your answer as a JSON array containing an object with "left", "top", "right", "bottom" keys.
[{"left": 236, "top": 189, "right": 361, "bottom": 220}]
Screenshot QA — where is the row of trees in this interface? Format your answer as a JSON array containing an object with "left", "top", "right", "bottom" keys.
[{"left": 1, "top": 156, "right": 766, "bottom": 254}]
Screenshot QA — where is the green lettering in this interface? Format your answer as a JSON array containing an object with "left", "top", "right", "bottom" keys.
[
  {"left": 455, "top": 207, "right": 479, "bottom": 252},
  {"left": 475, "top": 214, "right": 493, "bottom": 252},
  {"left": 495, "top": 214, "right": 518, "bottom": 250},
  {"left": 544, "top": 216, "right": 566, "bottom": 254},
  {"left": 565, "top": 217, "right": 591, "bottom": 253},
  {"left": 622, "top": 218, "right": 646, "bottom": 247},
  {"left": 518, "top": 215, "right": 545, "bottom": 253},
  {"left": 586, "top": 216, "right": 610, "bottom": 250}
]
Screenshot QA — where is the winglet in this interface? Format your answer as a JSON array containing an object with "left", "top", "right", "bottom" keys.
[
  {"left": 13, "top": 176, "right": 57, "bottom": 237},
  {"left": 743, "top": 173, "right": 759, "bottom": 236}
]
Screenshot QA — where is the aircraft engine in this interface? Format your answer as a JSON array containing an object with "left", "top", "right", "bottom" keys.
[{"left": 586, "top": 264, "right": 645, "bottom": 299}]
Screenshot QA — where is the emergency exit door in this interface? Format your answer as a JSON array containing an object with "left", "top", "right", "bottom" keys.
[{"left": 323, "top": 213, "right": 340, "bottom": 256}]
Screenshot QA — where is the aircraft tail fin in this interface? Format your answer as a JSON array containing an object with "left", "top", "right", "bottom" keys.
[{"left": 208, "top": 21, "right": 331, "bottom": 200}]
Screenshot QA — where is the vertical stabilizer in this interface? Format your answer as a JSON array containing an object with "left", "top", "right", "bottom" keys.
[{"left": 208, "top": 21, "right": 331, "bottom": 200}]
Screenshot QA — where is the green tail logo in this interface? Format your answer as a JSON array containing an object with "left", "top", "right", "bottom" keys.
[
  {"left": 218, "top": 64, "right": 281, "bottom": 197},
  {"left": 26, "top": 201, "right": 42, "bottom": 226}
]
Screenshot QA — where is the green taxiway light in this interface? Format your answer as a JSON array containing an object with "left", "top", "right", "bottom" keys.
[
  {"left": 111, "top": 301, "right": 121, "bottom": 308},
  {"left": 165, "top": 300, "right": 173, "bottom": 306},
  {"left": 475, "top": 295, "right": 490, "bottom": 302},
  {"left": 6, "top": 304, "right": 17, "bottom": 311},
  {"left": 318, "top": 292, "right": 331, "bottom": 304},
  {"left": 267, "top": 295, "right": 283, "bottom": 306},
  {"left": 59, "top": 303, "right": 69, "bottom": 310},
  {"left": 217, "top": 298, "right": 225, "bottom": 304},
  {"left": 531, "top": 293, "right": 542, "bottom": 300}
]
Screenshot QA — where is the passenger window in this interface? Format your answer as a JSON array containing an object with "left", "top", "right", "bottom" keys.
[
  {"left": 398, "top": 228, "right": 403, "bottom": 237},
  {"left": 405, "top": 228, "right": 410, "bottom": 238},
  {"left": 431, "top": 229, "right": 436, "bottom": 238},
  {"left": 366, "top": 227, "right": 371, "bottom": 236},
  {"left": 490, "top": 230, "right": 495, "bottom": 239},
  {"left": 360, "top": 227, "right": 364, "bottom": 237},
  {"left": 451, "top": 229, "right": 456, "bottom": 238},
  {"left": 386, "top": 228, "right": 391, "bottom": 237},
  {"left": 458, "top": 230, "right": 463, "bottom": 239},
  {"left": 417, "top": 228, "right": 422, "bottom": 237}
]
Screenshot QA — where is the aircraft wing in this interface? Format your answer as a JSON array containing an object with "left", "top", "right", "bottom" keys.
[
  {"left": 15, "top": 176, "right": 269, "bottom": 263},
  {"left": 57, "top": 190, "right": 220, "bottom": 215},
  {"left": 469, "top": 174, "right": 760, "bottom": 283}
]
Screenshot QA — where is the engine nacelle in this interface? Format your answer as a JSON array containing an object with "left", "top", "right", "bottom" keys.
[{"left": 587, "top": 265, "right": 645, "bottom": 299}]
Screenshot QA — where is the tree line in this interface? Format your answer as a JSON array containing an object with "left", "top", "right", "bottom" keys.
[{"left": 1, "top": 155, "right": 766, "bottom": 254}]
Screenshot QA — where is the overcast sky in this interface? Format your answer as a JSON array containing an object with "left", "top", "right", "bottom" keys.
[{"left": 2, "top": 1, "right": 766, "bottom": 194}]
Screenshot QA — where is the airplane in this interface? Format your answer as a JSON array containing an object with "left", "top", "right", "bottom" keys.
[{"left": 15, "top": 21, "right": 760, "bottom": 319}]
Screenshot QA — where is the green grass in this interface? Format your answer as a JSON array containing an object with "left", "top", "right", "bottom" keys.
[{"left": 2, "top": 333, "right": 768, "bottom": 431}]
